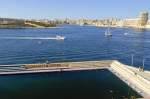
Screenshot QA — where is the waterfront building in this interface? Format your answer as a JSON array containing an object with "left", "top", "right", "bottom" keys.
[
  {"left": 0, "top": 18, "right": 20, "bottom": 25},
  {"left": 146, "top": 20, "right": 150, "bottom": 28},
  {"left": 122, "top": 18, "right": 139, "bottom": 27},
  {"left": 138, "top": 11, "right": 149, "bottom": 26},
  {"left": 119, "top": 11, "right": 149, "bottom": 28},
  {"left": 93, "top": 12, "right": 149, "bottom": 28}
]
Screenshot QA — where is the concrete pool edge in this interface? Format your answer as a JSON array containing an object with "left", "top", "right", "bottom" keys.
[{"left": 0, "top": 60, "right": 150, "bottom": 98}]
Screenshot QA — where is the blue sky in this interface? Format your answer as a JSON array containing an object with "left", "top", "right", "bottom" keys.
[{"left": 0, "top": 0, "right": 149, "bottom": 19}]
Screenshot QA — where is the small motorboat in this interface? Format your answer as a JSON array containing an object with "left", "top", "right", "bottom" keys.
[
  {"left": 55, "top": 35, "right": 66, "bottom": 40},
  {"left": 124, "top": 33, "right": 128, "bottom": 35}
]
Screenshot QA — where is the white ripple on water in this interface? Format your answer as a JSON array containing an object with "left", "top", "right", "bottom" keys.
[{"left": 0, "top": 37, "right": 62, "bottom": 40}]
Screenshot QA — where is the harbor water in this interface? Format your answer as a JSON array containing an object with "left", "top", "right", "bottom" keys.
[
  {"left": 0, "top": 25, "right": 150, "bottom": 70},
  {"left": 0, "top": 70, "right": 142, "bottom": 99}
]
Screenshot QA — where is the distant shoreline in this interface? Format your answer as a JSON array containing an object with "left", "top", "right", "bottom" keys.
[
  {"left": 0, "top": 26, "right": 59, "bottom": 29},
  {"left": 82, "top": 24, "right": 150, "bottom": 29},
  {"left": 0, "top": 24, "right": 149, "bottom": 30}
]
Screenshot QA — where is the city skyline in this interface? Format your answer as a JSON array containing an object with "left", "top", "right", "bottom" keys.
[{"left": 0, "top": 0, "right": 150, "bottom": 19}]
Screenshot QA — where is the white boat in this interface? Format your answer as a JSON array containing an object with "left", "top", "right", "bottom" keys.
[
  {"left": 124, "top": 33, "right": 128, "bottom": 35},
  {"left": 105, "top": 27, "right": 112, "bottom": 37},
  {"left": 55, "top": 35, "right": 66, "bottom": 40}
]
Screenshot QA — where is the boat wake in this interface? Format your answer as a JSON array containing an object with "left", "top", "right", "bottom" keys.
[{"left": 0, "top": 36, "right": 65, "bottom": 40}]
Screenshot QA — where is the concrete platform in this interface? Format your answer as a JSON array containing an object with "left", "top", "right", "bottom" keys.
[{"left": 0, "top": 60, "right": 149, "bottom": 98}]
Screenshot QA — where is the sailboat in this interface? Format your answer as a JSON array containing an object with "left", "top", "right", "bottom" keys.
[{"left": 105, "top": 27, "right": 112, "bottom": 37}]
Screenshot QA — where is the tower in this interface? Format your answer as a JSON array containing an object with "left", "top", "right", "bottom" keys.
[{"left": 138, "top": 11, "right": 149, "bottom": 26}]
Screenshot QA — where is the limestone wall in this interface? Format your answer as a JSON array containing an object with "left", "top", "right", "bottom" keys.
[{"left": 110, "top": 61, "right": 150, "bottom": 97}]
